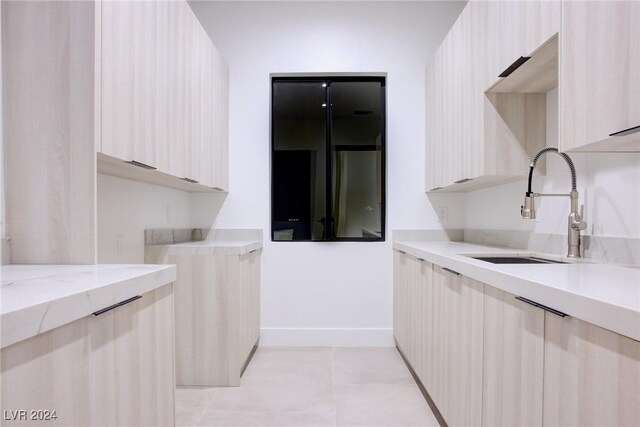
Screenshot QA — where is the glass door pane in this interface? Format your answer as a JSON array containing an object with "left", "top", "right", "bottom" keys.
[
  {"left": 330, "top": 81, "right": 384, "bottom": 239},
  {"left": 272, "top": 81, "right": 328, "bottom": 241}
]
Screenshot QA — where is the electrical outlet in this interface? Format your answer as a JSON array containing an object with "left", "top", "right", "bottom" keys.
[
  {"left": 437, "top": 206, "right": 448, "bottom": 222},
  {"left": 116, "top": 235, "right": 124, "bottom": 255}
]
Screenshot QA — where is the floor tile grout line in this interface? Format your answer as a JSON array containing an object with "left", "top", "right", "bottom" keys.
[
  {"left": 178, "top": 347, "right": 436, "bottom": 426},
  {"left": 192, "top": 387, "right": 220, "bottom": 427}
]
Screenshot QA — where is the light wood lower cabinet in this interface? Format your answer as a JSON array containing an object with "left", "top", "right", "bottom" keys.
[
  {"left": 392, "top": 250, "right": 409, "bottom": 353},
  {"left": 431, "top": 266, "right": 484, "bottom": 427},
  {"left": 482, "top": 286, "right": 544, "bottom": 427},
  {"left": 147, "top": 249, "right": 261, "bottom": 386},
  {"left": 393, "top": 251, "right": 483, "bottom": 426},
  {"left": 543, "top": 314, "right": 640, "bottom": 426},
  {"left": 393, "top": 250, "right": 640, "bottom": 427},
  {"left": 238, "top": 250, "right": 261, "bottom": 368},
  {"left": 1, "top": 285, "right": 175, "bottom": 427}
]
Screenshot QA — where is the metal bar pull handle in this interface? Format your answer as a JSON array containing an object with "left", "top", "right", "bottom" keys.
[
  {"left": 126, "top": 160, "right": 157, "bottom": 170},
  {"left": 182, "top": 177, "right": 199, "bottom": 184},
  {"left": 499, "top": 56, "right": 531, "bottom": 78},
  {"left": 454, "top": 178, "right": 473, "bottom": 184},
  {"left": 442, "top": 267, "right": 461, "bottom": 276},
  {"left": 93, "top": 295, "right": 142, "bottom": 316},
  {"left": 609, "top": 125, "right": 640, "bottom": 137},
  {"left": 515, "top": 296, "right": 567, "bottom": 318}
]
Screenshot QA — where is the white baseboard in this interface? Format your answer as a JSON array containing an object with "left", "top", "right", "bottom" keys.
[{"left": 259, "top": 328, "right": 394, "bottom": 347}]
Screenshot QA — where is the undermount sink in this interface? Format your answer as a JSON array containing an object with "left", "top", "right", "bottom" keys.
[{"left": 469, "top": 255, "right": 568, "bottom": 265}]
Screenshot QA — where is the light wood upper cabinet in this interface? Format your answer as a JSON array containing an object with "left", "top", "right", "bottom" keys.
[
  {"left": 427, "top": 0, "right": 640, "bottom": 192},
  {"left": 426, "top": 0, "right": 560, "bottom": 192},
  {"left": 212, "top": 49, "right": 230, "bottom": 191},
  {"left": 185, "top": 20, "right": 229, "bottom": 189},
  {"left": 165, "top": 0, "right": 192, "bottom": 179},
  {"left": 101, "top": 0, "right": 170, "bottom": 168},
  {"left": 482, "top": 286, "right": 544, "bottom": 427},
  {"left": 99, "top": 0, "right": 229, "bottom": 190},
  {"left": 560, "top": 1, "right": 640, "bottom": 152}
]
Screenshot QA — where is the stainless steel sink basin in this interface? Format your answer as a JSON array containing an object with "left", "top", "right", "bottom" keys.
[{"left": 470, "top": 256, "right": 568, "bottom": 265}]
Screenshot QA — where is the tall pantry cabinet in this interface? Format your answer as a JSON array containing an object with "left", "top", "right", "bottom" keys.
[{"left": 3, "top": 0, "right": 229, "bottom": 264}]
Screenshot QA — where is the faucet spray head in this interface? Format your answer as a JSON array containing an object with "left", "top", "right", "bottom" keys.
[{"left": 521, "top": 194, "right": 536, "bottom": 219}]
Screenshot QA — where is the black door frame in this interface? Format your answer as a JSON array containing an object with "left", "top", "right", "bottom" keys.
[{"left": 271, "top": 76, "right": 387, "bottom": 242}]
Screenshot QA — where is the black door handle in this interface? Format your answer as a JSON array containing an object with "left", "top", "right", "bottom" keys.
[{"left": 93, "top": 295, "right": 142, "bottom": 316}]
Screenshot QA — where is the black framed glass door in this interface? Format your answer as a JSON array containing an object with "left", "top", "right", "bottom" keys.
[{"left": 271, "top": 77, "right": 385, "bottom": 242}]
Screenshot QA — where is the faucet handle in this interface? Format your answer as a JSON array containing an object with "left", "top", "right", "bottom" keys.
[{"left": 573, "top": 205, "right": 587, "bottom": 231}]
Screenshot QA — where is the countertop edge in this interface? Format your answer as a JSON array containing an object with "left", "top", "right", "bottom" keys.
[
  {"left": 393, "top": 241, "right": 640, "bottom": 342},
  {"left": 1, "top": 264, "right": 177, "bottom": 349},
  {"left": 145, "top": 240, "right": 263, "bottom": 256}
]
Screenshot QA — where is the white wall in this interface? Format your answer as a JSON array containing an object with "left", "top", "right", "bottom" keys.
[
  {"left": 465, "top": 87, "right": 640, "bottom": 239},
  {"left": 97, "top": 173, "right": 226, "bottom": 263},
  {"left": 189, "top": 1, "right": 466, "bottom": 346}
]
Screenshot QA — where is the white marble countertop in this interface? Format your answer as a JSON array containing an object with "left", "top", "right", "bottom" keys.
[
  {"left": 393, "top": 240, "right": 640, "bottom": 341},
  {"left": 0, "top": 264, "right": 176, "bottom": 349},
  {"left": 145, "top": 239, "right": 263, "bottom": 257}
]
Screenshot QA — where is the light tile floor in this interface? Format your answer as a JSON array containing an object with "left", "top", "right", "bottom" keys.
[{"left": 176, "top": 347, "right": 439, "bottom": 427}]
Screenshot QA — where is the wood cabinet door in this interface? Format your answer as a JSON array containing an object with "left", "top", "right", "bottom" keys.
[
  {"left": 239, "top": 249, "right": 261, "bottom": 367},
  {"left": 186, "top": 29, "right": 229, "bottom": 190},
  {"left": 211, "top": 47, "right": 230, "bottom": 191},
  {"left": 405, "top": 255, "right": 426, "bottom": 376},
  {"left": 425, "top": 47, "right": 446, "bottom": 191},
  {"left": 186, "top": 19, "right": 213, "bottom": 185},
  {"left": 482, "top": 286, "right": 544, "bottom": 427},
  {"left": 165, "top": 0, "right": 192, "bottom": 179},
  {"left": 0, "top": 286, "right": 175, "bottom": 427},
  {"left": 89, "top": 285, "right": 175, "bottom": 426},
  {"left": 560, "top": 1, "right": 640, "bottom": 151},
  {"left": 393, "top": 250, "right": 410, "bottom": 353},
  {"left": 543, "top": 313, "right": 640, "bottom": 426},
  {"left": 429, "top": 266, "right": 484, "bottom": 426},
  {"left": 414, "top": 258, "right": 432, "bottom": 386},
  {"left": 101, "top": 1, "right": 170, "bottom": 168},
  {"left": 1, "top": 317, "right": 91, "bottom": 427}
]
